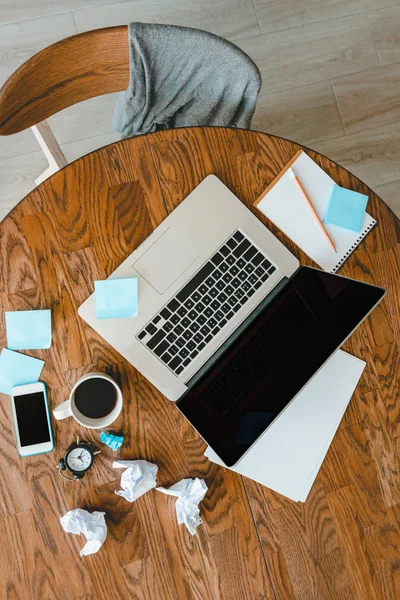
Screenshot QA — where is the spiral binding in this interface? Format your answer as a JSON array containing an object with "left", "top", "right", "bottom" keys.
[{"left": 331, "top": 219, "right": 377, "bottom": 273}]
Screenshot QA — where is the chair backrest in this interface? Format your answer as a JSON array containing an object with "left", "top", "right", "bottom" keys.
[{"left": 0, "top": 26, "right": 130, "bottom": 135}]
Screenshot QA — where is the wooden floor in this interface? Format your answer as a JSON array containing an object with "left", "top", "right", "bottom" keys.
[{"left": 1, "top": 0, "right": 400, "bottom": 220}]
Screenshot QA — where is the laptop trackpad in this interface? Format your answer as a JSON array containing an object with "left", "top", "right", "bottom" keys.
[{"left": 133, "top": 227, "right": 199, "bottom": 294}]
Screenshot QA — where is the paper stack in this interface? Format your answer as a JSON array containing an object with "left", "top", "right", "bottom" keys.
[{"left": 205, "top": 350, "right": 365, "bottom": 502}]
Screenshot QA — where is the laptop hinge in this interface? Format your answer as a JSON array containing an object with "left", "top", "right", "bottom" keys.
[{"left": 185, "top": 276, "right": 289, "bottom": 391}]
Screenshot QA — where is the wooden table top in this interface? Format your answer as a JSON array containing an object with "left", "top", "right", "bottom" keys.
[{"left": 0, "top": 127, "right": 399, "bottom": 600}]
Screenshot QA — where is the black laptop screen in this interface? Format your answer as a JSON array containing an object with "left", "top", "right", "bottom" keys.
[{"left": 177, "top": 267, "right": 385, "bottom": 467}]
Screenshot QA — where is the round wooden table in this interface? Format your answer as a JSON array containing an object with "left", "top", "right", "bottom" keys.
[{"left": 1, "top": 127, "right": 399, "bottom": 600}]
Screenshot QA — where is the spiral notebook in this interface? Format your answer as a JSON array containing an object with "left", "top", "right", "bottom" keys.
[{"left": 254, "top": 150, "right": 376, "bottom": 273}]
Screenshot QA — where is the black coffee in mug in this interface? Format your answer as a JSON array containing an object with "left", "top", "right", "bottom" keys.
[{"left": 74, "top": 378, "right": 117, "bottom": 419}]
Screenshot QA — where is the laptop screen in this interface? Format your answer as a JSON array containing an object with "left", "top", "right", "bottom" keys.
[{"left": 177, "top": 267, "right": 385, "bottom": 467}]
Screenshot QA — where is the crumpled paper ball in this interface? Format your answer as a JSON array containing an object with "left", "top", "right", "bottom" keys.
[
  {"left": 157, "top": 478, "right": 208, "bottom": 535},
  {"left": 113, "top": 459, "right": 158, "bottom": 502},
  {"left": 60, "top": 509, "right": 107, "bottom": 557}
]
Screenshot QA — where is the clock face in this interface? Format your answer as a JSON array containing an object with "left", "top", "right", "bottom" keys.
[{"left": 66, "top": 447, "right": 93, "bottom": 472}]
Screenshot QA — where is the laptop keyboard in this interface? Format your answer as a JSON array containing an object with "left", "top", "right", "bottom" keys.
[{"left": 137, "top": 231, "right": 277, "bottom": 376}]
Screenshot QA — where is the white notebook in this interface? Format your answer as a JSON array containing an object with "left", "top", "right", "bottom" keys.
[
  {"left": 205, "top": 350, "right": 365, "bottom": 502},
  {"left": 254, "top": 150, "right": 376, "bottom": 273}
]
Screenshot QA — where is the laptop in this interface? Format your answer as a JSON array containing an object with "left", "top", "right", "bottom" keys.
[{"left": 78, "top": 175, "right": 385, "bottom": 466}]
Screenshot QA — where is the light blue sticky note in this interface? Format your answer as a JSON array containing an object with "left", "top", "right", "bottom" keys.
[
  {"left": 95, "top": 278, "right": 139, "bottom": 319},
  {"left": 323, "top": 184, "right": 368, "bottom": 233},
  {"left": 0, "top": 349, "right": 45, "bottom": 395},
  {"left": 5, "top": 309, "right": 52, "bottom": 350}
]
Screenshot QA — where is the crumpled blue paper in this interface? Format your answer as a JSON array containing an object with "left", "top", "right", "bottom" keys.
[{"left": 100, "top": 431, "right": 124, "bottom": 451}]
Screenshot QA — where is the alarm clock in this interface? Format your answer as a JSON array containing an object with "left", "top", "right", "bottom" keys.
[{"left": 57, "top": 437, "right": 100, "bottom": 481}]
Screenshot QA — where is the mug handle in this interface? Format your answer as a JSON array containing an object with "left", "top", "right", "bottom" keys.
[{"left": 53, "top": 401, "right": 72, "bottom": 420}]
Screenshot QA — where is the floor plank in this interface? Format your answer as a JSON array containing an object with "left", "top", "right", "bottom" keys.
[
  {"left": 0, "top": 150, "right": 48, "bottom": 215},
  {"left": 363, "top": 0, "right": 400, "bottom": 9},
  {"left": 0, "top": 0, "right": 120, "bottom": 26},
  {"left": 73, "top": 0, "right": 260, "bottom": 42},
  {"left": 237, "top": 14, "right": 379, "bottom": 96},
  {"left": 0, "top": 128, "right": 41, "bottom": 162},
  {"left": 253, "top": 0, "right": 367, "bottom": 34},
  {"left": 368, "top": 5, "right": 400, "bottom": 66},
  {"left": 253, "top": 0, "right": 400, "bottom": 35},
  {"left": 253, "top": 80, "right": 344, "bottom": 146},
  {"left": 49, "top": 93, "right": 119, "bottom": 150},
  {"left": 374, "top": 179, "right": 400, "bottom": 213},
  {"left": 312, "top": 121, "right": 400, "bottom": 191},
  {"left": 0, "top": 12, "right": 76, "bottom": 82},
  {"left": 333, "top": 63, "right": 400, "bottom": 134}
]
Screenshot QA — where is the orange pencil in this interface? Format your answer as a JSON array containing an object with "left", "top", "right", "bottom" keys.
[{"left": 289, "top": 167, "right": 336, "bottom": 253}]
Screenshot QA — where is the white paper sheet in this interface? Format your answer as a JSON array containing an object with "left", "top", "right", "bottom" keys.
[{"left": 205, "top": 350, "right": 365, "bottom": 502}]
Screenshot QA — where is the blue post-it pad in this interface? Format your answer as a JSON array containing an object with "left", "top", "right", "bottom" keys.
[
  {"left": 0, "top": 349, "right": 45, "bottom": 395},
  {"left": 5, "top": 309, "right": 52, "bottom": 350},
  {"left": 323, "top": 184, "right": 368, "bottom": 233},
  {"left": 95, "top": 278, "right": 138, "bottom": 319}
]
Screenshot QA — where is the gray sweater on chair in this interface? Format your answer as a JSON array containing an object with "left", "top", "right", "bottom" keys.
[{"left": 112, "top": 22, "right": 262, "bottom": 138}]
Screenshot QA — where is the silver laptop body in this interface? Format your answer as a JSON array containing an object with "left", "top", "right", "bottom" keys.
[{"left": 78, "top": 175, "right": 299, "bottom": 401}]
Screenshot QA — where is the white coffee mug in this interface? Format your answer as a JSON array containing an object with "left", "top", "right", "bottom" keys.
[{"left": 53, "top": 372, "right": 123, "bottom": 429}]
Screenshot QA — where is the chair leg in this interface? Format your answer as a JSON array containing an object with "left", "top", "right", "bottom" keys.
[{"left": 31, "top": 120, "right": 68, "bottom": 185}]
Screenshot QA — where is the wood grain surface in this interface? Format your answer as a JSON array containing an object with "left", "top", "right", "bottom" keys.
[
  {"left": 0, "top": 26, "right": 129, "bottom": 135},
  {"left": 0, "top": 127, "right": 399, "bottom": 600}
]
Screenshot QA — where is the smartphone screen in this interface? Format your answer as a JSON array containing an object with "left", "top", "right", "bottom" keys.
[{"left": 14, "top": 391, "right": 51, "bottom": 447}]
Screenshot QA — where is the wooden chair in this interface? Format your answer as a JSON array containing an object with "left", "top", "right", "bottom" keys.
[{"left": 0, "top": 26, "right": 130, "bottom": 185}]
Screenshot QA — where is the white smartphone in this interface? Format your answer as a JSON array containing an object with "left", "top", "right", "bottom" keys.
[{"left": 11, "top": 381, "right": 54, "bottom": 457}]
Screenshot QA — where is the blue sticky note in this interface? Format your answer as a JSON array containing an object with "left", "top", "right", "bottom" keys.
[
  {"left": 95, "top": 278, "right": 138, "bottom": 319},
  {"left": 5, "top": 309, "right": 52, "bottom": 350},
  {"left": 323, "top": 184, "right": 368, "bottom": 233},
  {"left": 0, "top": 349, "right": 45, "bottom": 395}
]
